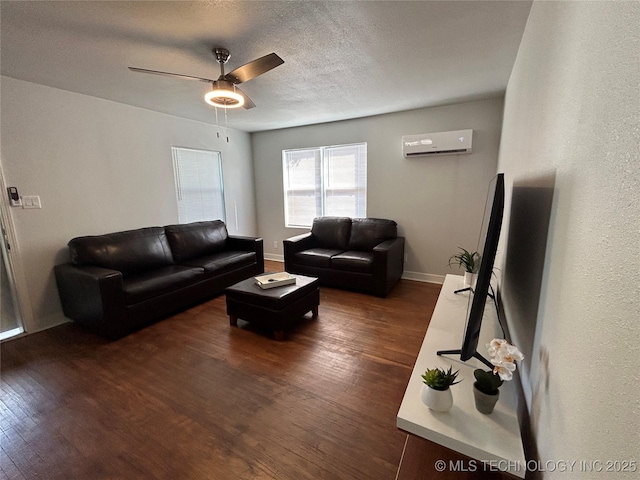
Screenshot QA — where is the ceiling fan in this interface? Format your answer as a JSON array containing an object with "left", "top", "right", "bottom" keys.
[{"left": 129, "top": 48, "right": 284, "bottom": 109}]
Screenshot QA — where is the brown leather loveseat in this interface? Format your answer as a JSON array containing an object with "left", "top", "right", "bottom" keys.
[
  {"left": 283, "top": 217, "right": 404, "bottom": 297},
  {"left": 55, "top": 220, "right": 263, "bottom": 339}
]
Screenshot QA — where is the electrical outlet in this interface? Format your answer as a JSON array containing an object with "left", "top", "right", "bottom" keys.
[{"left": 273, "top": 241, "right": 278, "bottom": 249}]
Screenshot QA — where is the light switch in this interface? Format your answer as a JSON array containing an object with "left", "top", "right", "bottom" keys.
[{"left": 22, "top": 195, "right": 41, "bottom": 209}]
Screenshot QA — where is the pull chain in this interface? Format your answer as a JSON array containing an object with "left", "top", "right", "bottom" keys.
[
  {"left": 215, "top": 107, "right": 220, "bottom": 138},
  {"left": 224, "top": 107, "right": 229, "bottom": 143}
]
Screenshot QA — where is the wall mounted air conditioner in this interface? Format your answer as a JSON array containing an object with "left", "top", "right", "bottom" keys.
[{"left": 402, "top": 129, "right": 473, "bottom": 158}]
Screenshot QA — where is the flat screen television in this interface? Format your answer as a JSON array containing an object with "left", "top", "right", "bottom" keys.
[{"left": 438, "top": 173, "right": 505, "bottom": 368}]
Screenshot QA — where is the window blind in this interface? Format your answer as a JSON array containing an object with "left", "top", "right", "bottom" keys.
[
  {"left": 283, "top": 143, "right": 367, "bottom": 227},
  {"left": 172, "top": 147, "right": 225, "bottom": 224}
]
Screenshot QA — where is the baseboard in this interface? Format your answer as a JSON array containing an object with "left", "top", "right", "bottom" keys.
[
  {"left": 2, "top": 312, "right": 71, "bottom": 341},
  {"left": 0, "top": 327, "right": 25, "bottom": 342},
  {"left": 32, "top": 312, "right": 71, "bottom": 334},
  {"left": 264, "top": 253, "right": 284, "bottom": 262},
  {"left": 401, "top": 271, "right": 445, "bottom": 284}
]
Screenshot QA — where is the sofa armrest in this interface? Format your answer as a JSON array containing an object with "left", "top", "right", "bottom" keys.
[
  {"left": 372, "top": 237, "right": 405, "bottom": 297},
  {"left": 54, "top": 263, "right": 128, "bottom": 338},
  {"left": 226, "top": 235, "right": 263, "bottom": 252},
  {"left": 284, "top": 232, "right": 314, "bottom": 249},
  {"left": 226, "top": 236, "right": 264, "bottom": 272},
  {"left": 227, "top": 235, "right": 262, "bottom": 245},
  {"left": 373, "top": 236, "right": 405, "bottom": 257},
  {"left": 283, "top": 232, "right": 315, "bottom": 266}
]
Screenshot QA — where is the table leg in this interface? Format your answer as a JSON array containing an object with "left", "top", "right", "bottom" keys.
[
  {"left": 312, "top": 305, "right": 319, "bottom": 318},
  {"left": 229, "top": 315, "right": 238, "bottom": 327},
  {"left": 274, "top": 330, "right": 285, "bottom": 341}
]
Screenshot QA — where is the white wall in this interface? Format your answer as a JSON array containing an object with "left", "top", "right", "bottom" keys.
[
  {"left": 252, "top": 98, "right": 504, "bottom": 282},
  {"left": 0, "top": 76, "right": 256, "bottom": 333},
  {"left": 497, "top": 2, "right": 639, "bottom": 477}
]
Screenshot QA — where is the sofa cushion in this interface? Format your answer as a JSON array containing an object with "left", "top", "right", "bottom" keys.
[
  {"left": 348, "top": 218, "right": 397, "bottom": 251},
  {"left": 331, "top": 251, "right": 375, "bottom": 274},
  {"left": 123, "top": 265, "right": 204, "bottom": 304},
  {"left": 68, "top": 227, "right": 174, "bottom": 276},
  {"left": 311, "top": 217, "right": 352, "bottom": 250},
  {"left": 182, "top": 251, "right": 256, "bottom": 275},
  {"left": 165, "top": 221, "right": 228, "bottom": 263},
  {"left": 294, "top": 248, "right": 344, "bottom": 268}
]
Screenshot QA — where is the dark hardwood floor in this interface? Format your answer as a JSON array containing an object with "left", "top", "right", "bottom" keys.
[{"left": 0, "top": 261, "right": 441, "bottom": 479}]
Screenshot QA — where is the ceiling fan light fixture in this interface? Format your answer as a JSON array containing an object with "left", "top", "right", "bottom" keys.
[
  {"left": 131, "top": 48, "right": 282, "bottom": 111},
  {"left": 204, "top": 81, "right": 244, "bottom": 109}
]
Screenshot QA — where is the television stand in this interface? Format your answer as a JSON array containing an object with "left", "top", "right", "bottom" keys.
[
  {"left": 396, "top": 274, "right": 525, "bottom": 478},
  {"left": 453, "top": 286, "right": 496, "bottom": 299},
  {"left": 439, "top": 284, "right": 499, "bottom": 368},
  {"left": 453, "top": 286, "right": 473, "bottom": 294},
  {"left": 436, "top": 348, "right": 493, "bottom": 369}
]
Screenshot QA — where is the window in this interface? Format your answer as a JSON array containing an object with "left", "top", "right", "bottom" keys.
[
  {"left": 282, "top": 143, "right": 367, "bottom": 227},
  {"left": 171, "top": 147, "right": 225, "bottom": 223}
]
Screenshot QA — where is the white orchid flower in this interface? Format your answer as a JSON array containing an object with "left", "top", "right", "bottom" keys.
[
  {"left": 488, "top": 338, "right": 506, "bottom": 349},
  {"left": 485, "top": 339, "right": 524, "bottom": 382},
  {"left": 493, "top": 363, "right": 514, "bottom": 381},
  {"left": 486, "top": 338, "right": 507, "bottom": 358},
  {"left": 497, "top": 344, "right": 524, "bottom": 364}
]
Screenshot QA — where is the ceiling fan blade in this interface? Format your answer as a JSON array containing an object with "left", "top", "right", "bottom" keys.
[
  {"left": 224, "top": 53, "right": 284, "bottom": 84},
  {"left": 235, "top": 86, "right": 256, "bottom": 110},
  {"left": 128, "top": 67, "right": 215, "bottom": 83}
]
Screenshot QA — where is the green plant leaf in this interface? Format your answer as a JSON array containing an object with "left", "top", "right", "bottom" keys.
[
  {"left": 473, "top": 368, "right": 503, "bottom": 395},
  {"left": 448, "top": 247, "right": 480, "bottom": 273},
  {"left": 422, "top": 366, "right": 461, "bottom": 390}
]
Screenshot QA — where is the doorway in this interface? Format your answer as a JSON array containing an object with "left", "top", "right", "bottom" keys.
[{"left": 0, "top": 168, "right": 25, "bottom": 340}]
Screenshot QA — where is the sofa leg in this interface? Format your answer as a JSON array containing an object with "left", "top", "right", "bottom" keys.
[
  {"left": 229, "top": 315, "right": 238, "bottom": 327},
  {"left": 274, "top": 330, "right": 285, "bottom": 341},
  {"left": 311, "top": 306, "right": 319, "bottom": 318}
]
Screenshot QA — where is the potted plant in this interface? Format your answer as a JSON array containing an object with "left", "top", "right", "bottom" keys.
[
  {"left": 473, "top": 339, "right": 524, "bottom": 414},
  {"left": 420, "top": 366, "right": 461, "bottom": 412},
  {"left": 448, "top": 247, "right": 480, "bottom": 287}
]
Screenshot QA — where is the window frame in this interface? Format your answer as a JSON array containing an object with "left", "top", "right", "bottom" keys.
[{"left": 282, "top": 142, "right": 367, "bottom": 228}]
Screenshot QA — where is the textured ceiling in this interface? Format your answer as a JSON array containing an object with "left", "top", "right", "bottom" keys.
[{"left": 0, "top": 1, "right": 532, "bottom": 132}]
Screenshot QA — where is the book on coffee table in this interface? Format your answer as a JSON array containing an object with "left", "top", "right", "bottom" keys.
[{"left": 254, "top": 272, "right": 296, "bottom": 289}]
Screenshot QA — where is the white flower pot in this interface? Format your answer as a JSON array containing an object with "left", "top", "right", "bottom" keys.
[
  {"left": 463, "top": 272, "right": 477, "bottom": 288},
  {"left": 421, "top": 384, "right": 453, "bottom": 412}
]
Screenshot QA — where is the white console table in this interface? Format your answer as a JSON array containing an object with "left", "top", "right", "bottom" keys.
[{"left": 397, "top": 274, "right": 525, "bottom": 478}]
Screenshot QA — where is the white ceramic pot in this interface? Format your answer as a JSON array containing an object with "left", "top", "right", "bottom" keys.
[
  {"left": 420, "top": 384, "right": 453, "bottom": 412},
  {"left": 463, "top": 271, "right": 477, "bottom": 288}
]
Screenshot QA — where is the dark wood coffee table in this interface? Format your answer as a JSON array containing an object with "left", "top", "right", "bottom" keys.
[{"left": 225, "top": 273, "right": 319, "bottom": 340}]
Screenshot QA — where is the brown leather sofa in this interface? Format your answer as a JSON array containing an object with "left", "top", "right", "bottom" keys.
[
  {"left": 283, "top": 217, "right": 404, "bottom": 297},
  {"left": 54, "top": 220, "right": 263, "bottom": 339}
]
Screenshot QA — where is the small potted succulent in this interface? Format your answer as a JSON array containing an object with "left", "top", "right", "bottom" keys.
[
  {"left": 420, "top": 366, "right": 461, "bottom": 412},
  {"left": 473, "top": 339, "right": 524, "bottom": 414},
  {"left": 448, "top": 247, "right": 481, "bottom": 287}
]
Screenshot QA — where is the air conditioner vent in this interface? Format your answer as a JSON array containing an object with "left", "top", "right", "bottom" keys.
[{"left": 402, "top": 129, "right": 473, "bottom": 158}]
